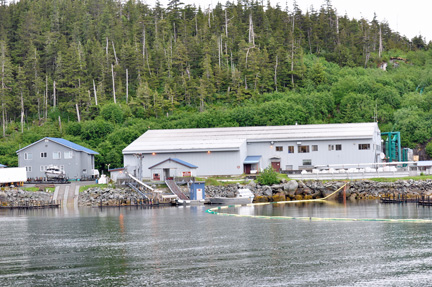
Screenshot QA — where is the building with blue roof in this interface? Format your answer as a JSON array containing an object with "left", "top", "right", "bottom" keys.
[
  {"left": 123, "top": 123, "right": 382, "bottom": 179},
  {"left": 16, "top": 137, "right": 99, "bottom": 180},
  {"left": 148, "top": 158, "right": 198, "bottom": 180}
]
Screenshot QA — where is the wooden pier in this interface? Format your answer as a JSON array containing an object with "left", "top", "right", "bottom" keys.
[
  {"left": 380, "top": 193, "right": 432, "bottom": 206},
  {"left": 380, "top": 192, "right": 414, "bottom": 204},
  {"left": 0, "top": 200, "right": 60, "bottom": 209},
  {"left": 417, "top": 195, "right": 432, "bottom": 206}
]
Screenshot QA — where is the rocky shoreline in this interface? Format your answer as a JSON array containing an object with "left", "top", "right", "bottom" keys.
[{"left": 2, "top": 179, "right": 432, "bottom": 207}]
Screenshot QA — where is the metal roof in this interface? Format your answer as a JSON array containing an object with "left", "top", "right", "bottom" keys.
[
  {"left": 148, "top": 158, "right": 198, "bottom": 169},
  {"left": 416, "top": 161, "right": 432, "bottom": 167},
  {"left": 123, "top": 123, "right": 379, "bottom": 154},
  {"left": 17, "top": 137, "right": 99, "bottom": 155},
  {"left": 108, "top": 167, "right": 125, "bottom": 172},
  {"left": 244, "top": 156, "right": 262, "bottom": 164}
]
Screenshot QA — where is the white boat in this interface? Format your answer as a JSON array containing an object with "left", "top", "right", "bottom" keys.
[
  {"left": 45, "top": 165, "right": 66, "bottom": 179},
  {"left": 209, "top": 188, "right": 254, "bottom": 205}
]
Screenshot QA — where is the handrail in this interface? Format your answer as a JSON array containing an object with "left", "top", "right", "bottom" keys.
[
  {"left": 124, "top": 171, "right": 154, "bottom": 191},
  {"left": 126, "top": 183, "right": 150, "bottom": 200}
]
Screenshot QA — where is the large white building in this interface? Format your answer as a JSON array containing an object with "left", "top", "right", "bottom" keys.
[{"left": 122, "top": 122, "right": 382, "bottom": 180}]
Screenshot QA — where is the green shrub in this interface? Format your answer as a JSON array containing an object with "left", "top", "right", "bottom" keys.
[
  {"left": 256, "top": 166, "right": 279, "bottom": 185},
  {"left": 426, "top": 141, "right": 432, "bottom": 158}
]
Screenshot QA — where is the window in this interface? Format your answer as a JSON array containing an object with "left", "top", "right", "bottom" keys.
[
  {"left": 285, "top": 165, "right": 293, "bottom": 171},
  {"left": 60, "top": 166, "right": 65, "bottom": 171},
  {"left": 276, "top": 146, "right": 283, "bottom": 152},
  {"left": 40, "top": 165, "right": 46, "bottom": 172},
  {"left": 24, "top": 153, "right": 33, "bottom": 160},
  {"left": 40, "top": 152, "right": 47, "bottom": 158},
  {"left": 53, "top": 152, "right": 61, "bottom": 159},
  {"left": 298, "top": 145, "right": 310, "bottom": 153},
  {"left": 64, "top": 151, "right": 73, "bottom": 159},
  {"left": 288, "top": 146, "right": 294, "bottom": 154},
  {"left": 359, "top": 144, "right": 370, "bottom": 150},
  {"left": 329, "top": 144, "right": 342, "bottom": 151},
  {"left": 83, "top": 169, "right": 87, "bottom": 174},
  {"left": 26, "top": 166, "right": 32, "bottom": 172},
  {"left": 303, "top": 159, "right": 312, "bottom": 166},
  {"left": 312, "top": 145, "right": 318, "bottom": 151}
]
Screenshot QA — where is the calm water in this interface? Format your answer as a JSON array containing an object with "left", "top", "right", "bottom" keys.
[{"left": 1, "top": 202, "right": 432, "bottom": 286}]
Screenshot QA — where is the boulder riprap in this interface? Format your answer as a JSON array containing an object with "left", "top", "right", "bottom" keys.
[
  {"left": 0, "top": 189, "right": 52, "bottom": 206},
  {"left": 79, "top": 187, "right": 145, "bottom": 206},
  {"left": 204, "top": 179, "right": 432, "bottom": 202}
]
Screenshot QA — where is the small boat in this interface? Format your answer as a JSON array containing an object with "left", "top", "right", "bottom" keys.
[
  {"left": 208, "top": 188, "right": 254, "bottom": 205},
  {"left": 45, "top": 165, "right": 66, "bottom": 180}
]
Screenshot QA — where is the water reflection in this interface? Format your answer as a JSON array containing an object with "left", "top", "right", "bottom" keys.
[
  {"left": 224, "top": 201, "right": 432, "bottom": 221},
  {"left": 1, "top": 204, "right": 432, "bottom": 286}
]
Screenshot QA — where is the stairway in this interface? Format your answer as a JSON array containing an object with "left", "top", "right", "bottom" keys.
[{"left": 165, "top": 180, "right": 188, "bottom": 200}]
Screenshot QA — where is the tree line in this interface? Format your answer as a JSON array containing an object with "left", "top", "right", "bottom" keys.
[{"left": 0, "top": 0, "right": 431, "bottom": 170}]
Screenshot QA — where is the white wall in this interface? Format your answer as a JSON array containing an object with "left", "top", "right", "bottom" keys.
[
  {"left": 124, "top": 149, "right": 244, "bottom": 179},
  {"left": 247, "top": 138, "right": 380, "bottom": 170},
  {"left": 123, "top": 135, "right": 382, "bottom": 177}
]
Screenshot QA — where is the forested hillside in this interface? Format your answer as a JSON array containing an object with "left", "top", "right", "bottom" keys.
[{"left": 0, "top": 0, "right": 431, "bottom": 171}]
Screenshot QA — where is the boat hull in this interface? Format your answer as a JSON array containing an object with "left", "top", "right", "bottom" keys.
[{"left": 208, "top": 197, "right": 253, "bottom": 205}]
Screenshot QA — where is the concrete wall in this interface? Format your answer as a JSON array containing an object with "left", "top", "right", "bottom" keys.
[{"left": 18, "top": 140, "right": 96, "bottom": 179}]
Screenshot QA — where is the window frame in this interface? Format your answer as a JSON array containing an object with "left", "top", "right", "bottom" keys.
[
  {"left": 53, "top": 151, "right": 61, "bottom": 160},
  {"left": 275, "top": 146, "right": 283, "bottom": 152},
  {"left": 288, "top": 146, "right": 294, "bottom": 154},
  {"left": 336, "top": 144, "right": 342, "bottom": 151},
  {"left": 312, "top": 145, "right": 318, "bottom": 152},
  {"left": 298, "top": 145, "right": 310, "bottom": 153},
  {"left": 64, "top": 151, "right": 73, "bottom": 159},
  {"left": 359, "top": 144, "right": 371, "bottom": 150},
  {"left": 302, "top": 159, "right": 312, "bottom": 166},
  {"left": 24, "top": 153, "right": 33, "bottom": 160}
]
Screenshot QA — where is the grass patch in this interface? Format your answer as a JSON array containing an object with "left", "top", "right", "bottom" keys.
[
  {"left": 80, "top": 184, "right": 108, "bottom": 192},
  {"left": 21, "top": 187, "right": 56, "bottom": 192},
  {"left": 277, "top": 173, "right": 290, "bottom": 181},
  {"left": 22, "top": 187, "right": 40, "bottom": 192},
  {"left": 368, "top": 175, "right": 432, "bottom": 182},
  {"left": 205, "top": 178, "right": 222, "bottom": 186}
]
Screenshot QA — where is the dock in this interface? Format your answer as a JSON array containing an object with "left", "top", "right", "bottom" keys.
[
  {"left": 380, "top": 193, "right": 432, "bottom": 206},
  {"left": 0, "top": 201, "right": 61, "bottom": 209}
]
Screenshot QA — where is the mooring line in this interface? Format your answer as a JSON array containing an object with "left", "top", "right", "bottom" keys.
[{"left": 205, "top": 184, "right": 432, "bottom": 223}]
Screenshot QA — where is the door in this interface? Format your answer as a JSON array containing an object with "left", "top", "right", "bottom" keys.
[
  {"left": 163, "top": 168, "right": 170, "bottom": 180},
  {"left": 244, "top": 164, "right": 251, "bottom": 174},
  {"left": 271, "top": 161, "right": 280, "bottom": 172}
]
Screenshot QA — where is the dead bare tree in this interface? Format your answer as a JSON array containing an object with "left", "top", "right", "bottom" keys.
[
  {"left": 93, "top": 79, "right": 98, "bottom": 105},
  {"left": 379, "top": 26, "right": 383, "bottom": 58},
  {"left": 76, "top": 103, "right": 81, "bottom": 122},
  {"left": 274, "top": 55, "right": 278, "bottom": 92},
  {"left": 20, "top": 90, "right": 24, "bottom": 133},
  {"left": 112, "top": 41, "right": 119, "bottom": 65},
  {"left": 126, "top": 68, "right": 129, "bottom": 104},
  {"left": 111, "top": 64, "right": 116, "bottom": 103},
  {"left": 53, "top": 80, "right": 56, "bottom": 108},
  {"left": 245, "top": 14, "right": 256, "bottom": 67},
  {"left": 291, "top": 14, "right": 295, "bottom": 87}
]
